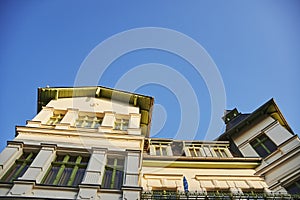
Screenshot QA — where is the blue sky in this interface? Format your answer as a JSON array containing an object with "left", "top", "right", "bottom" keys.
[{"left": 0, "top": 1, "right": 299, "bottom": 151}]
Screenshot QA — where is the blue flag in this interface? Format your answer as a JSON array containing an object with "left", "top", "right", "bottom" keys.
[{"left": 183, "top": 176, "right": 189, "bottom": 193}]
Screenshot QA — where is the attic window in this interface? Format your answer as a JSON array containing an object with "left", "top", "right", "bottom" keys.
[
  {"left": 76, "top": 113, "right": 103, "bottom": 129},
  {"left": 250, "top": 134, "right": 277, "bottom": 158},
  {"left": 114, "top": 118, "right": 129, "bottom": 131},
  {"left": 46, "top": 111, "right": 65, "bottom": 125}
]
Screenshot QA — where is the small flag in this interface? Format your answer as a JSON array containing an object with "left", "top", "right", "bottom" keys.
[{"left": 183, "top": 176, "right": 189, "bottom": 193}]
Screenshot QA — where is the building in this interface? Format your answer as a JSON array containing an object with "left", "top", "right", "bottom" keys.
[{"left": 0, "top": 86, "right": 299, "bottom": 199}]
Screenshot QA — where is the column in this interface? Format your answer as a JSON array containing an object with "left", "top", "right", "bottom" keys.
[
  {"left": 8, "top": 144, "right": 56, "bottom": 197},
  {"left": 122, "top": 150, "right": 142, "bottom": 200},
  {"left": 127, "top": 113, "right": 141, "bottom": 135},
  {"left": 19, "top": 144, "right": 56, "bottom": 183},
  {"left": 98, "top": 112, "right": 115, "bottom": 132},
  {"left": 56, "top": 108, "right": 78, "bottom": 130},
  {"left": 0, "top": 141, "right": 23, "bottom": 179},
  {"left": 77, "top": 148, "right": 107, "bottom": 200}
]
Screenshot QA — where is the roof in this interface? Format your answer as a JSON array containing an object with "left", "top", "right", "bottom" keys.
[
  {"left": 217, "top": 98, "right": 294, "bottom": 140},
  {"left": 37, "top": 86, "right": 154, "bottom": 137}
]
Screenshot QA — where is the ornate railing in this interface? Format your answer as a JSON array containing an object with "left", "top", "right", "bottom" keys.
[{"left": 141, "top": 191, "right": 300, "bottom": 199}]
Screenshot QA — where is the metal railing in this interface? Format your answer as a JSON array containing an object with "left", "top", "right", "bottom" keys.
[{"left": 141, "top": 191, "right": 300, "bottom": 200}]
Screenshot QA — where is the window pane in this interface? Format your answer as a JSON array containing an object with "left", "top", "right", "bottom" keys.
[
  {"left": 250, "top": 134, "right": 277, "bottom": 158},
  {"left": 42, "top": 155, "right": 89, "bottom": 187},
  {"left": 263, "top": 139, "right": 277, "bottom": 153},
  {"left": 43, "top": 166, "right": 60, "bottom": 185},
  {"left": 58, "top": 167, "right": 72, "bottom": 186},
  {"left": 47, "top": 113, "right": 65, "bottom": 125},
  {"left": 102, "top": 156, "right": 124, "bottom": 189},
  {"left": 76, "top": 114, "right": 102, "bottom": 129},
  {"left": 254, "top": 145, "right": 268, "bottom": 158},
  {"left": 286, "top": 180, "right": 300, "bottom": 194},
  {"left": 114, "top": 119, "right": 129, "bottom": 131},
  {"left": 1, "top": 164, "right": 21, "bottom": 182},
  {"left": 1, "top": 152, "right": 36, "bottom": 182},
  {"left": 114, "top": 170, "right": 124, "bottom": 189},
  {"left": 73, "top": 168, "right": 85, "bottom": 186},
  {"left": 103, "top": 168, "right": 113, "bottom": 188},
  {"left": 55, "top": 155, "right": 65, "bottom": 162},
  {"left": 117, "top": 158, "right": 125, "bottom": 166}
]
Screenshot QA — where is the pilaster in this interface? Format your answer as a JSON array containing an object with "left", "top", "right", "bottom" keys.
[
  {"left": 28, "top": 107, "right": 54, "bottom": 127},
  {"left": 0, "top": 141, "right": 23, "bottom": 179},
  {"left": 19, "top": 144, "right": 56, "bottom": 183},
  {"left": 77, "top": 148, "right": 107, "bottom": 200}
]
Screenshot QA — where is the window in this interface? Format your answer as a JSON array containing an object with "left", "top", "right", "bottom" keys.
[
  {"left": 285, "top": 178, "right": 300, "bottom": 194},
  {"left": 1, "top": 151, "right": 37, "bottom": 182},
  {"left": 42, "top": 154, "right": 89, "bottom": 187},
  {"left": 250, "top": 134, "right": 277, "bottom": 158},
  {"left": 114, "top": 118, "right": 129, "bottom": 131},
  {"left": 76, "top": 114, "right": 102, "bottom": 128},
  {"left": 102, "top": 155, "right": 124, "bottom": 189},
  {"left": 47, "top": 112, "right": 65, "bottom": 125}
]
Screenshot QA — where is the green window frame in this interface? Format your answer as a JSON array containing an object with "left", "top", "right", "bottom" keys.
[
  {"left": 1, "top": 152, "right": 36, "bottom": 182},
  {"left": 102, "top": 155, "right": 125, "bottom": 189},
  {"left": 42, "top": 154, "right": 89, "bottom": 187},
  {"left": 250, "top": 134, "right": 277, "bottom": 158},
  {"left": 47, "top": 112, "right": 65, "bottom": 125},
  {"left": 75, "top": 114, "right": 103, "bottom": 128},
  {"left": 114, "top": 119, "right": 129, "bottom": 131}
]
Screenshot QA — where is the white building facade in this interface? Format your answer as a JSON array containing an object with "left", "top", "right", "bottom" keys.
[{"left": 0, "top": 87, "right": 299, "bottom": 199}]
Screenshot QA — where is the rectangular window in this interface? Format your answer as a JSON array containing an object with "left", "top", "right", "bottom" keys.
[
  {"left": 250, "top": 134, "right": 277, "bottom": 158},
  {"left": 42, "top": 154, "right": 89, "bottom": 187},
  {"left": 114, "top": 119, "right": 129, "bottom": 131},
  {"left": 1, "top": 151, "right": 37, "bottom": 182},
  {"left": 47, "top": 112, "right": 65, "bottom": 125},
  {"left": 285, "top": 178, "right": 300, "bottom": 194},
  {"left": 102, "top": 155, "right": 124, "bottom": 189},
  {"left": 76, "top": 114, "right": 103, "bottom": 129}
]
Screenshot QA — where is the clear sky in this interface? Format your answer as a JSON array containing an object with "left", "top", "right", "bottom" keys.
[{"left": 0, "top": 1, "right": 299, "bottom": 151}]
